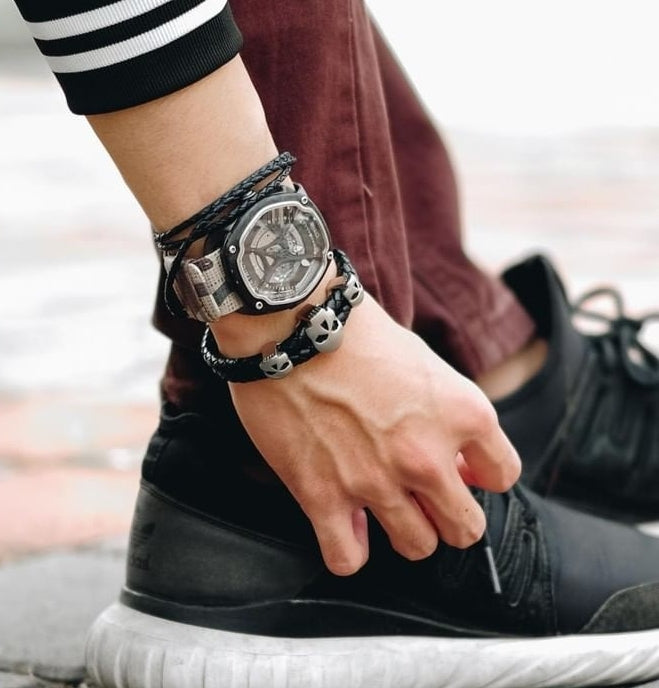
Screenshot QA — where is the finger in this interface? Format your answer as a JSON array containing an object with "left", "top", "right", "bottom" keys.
[
  {"left": 455, "top": 451, "right": 480, "bottom": 486},
  {"left": 369, "top": 493, "right": 439, "bottom": 561},
  {"left": 352, "top": 506, "right": 370, "bottom": 555},
  {"left": 305, "top": 503, "right": 369, "bottom": 576},
  {"left": 415, "top": 466, "right": 486, "bottom": 549},
  {"left": 457, "top": 398, "right": 521, "bottom": 491},
  {"left": 461, "top": 426, "right": 521, "bottom": 492}
]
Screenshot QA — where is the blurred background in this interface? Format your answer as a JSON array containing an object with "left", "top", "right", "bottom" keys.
[{"left": 1, "top": 0, "right": 658, "bottom": 561}]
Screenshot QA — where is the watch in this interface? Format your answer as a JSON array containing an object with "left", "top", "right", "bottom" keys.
[{"left": 163, "top": 184, "right": 333, "bottom": 321}]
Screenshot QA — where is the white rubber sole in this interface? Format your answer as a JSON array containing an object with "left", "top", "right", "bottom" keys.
[
  {"left": 85, "top": 602, "right": 659, "bottom": 688},
  {"left": 638, "top": 521, "right": 659, "bottom": 538}
]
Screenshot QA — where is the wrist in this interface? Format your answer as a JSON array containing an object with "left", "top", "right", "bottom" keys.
[
  {"left": 209, "top": 258, "right": 339, "bottom": 357},
  {"left": 158, "top": 173, "right": 295, "bottom": 261}
]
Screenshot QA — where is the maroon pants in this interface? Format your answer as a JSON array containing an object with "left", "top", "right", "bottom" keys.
[{"left": 154, "top": 0, "right": 535, "bottom": 410}]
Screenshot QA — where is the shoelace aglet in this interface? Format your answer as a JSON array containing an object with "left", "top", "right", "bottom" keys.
[{"left": 482, "top": 530, "right": 502, "bottom": 595}]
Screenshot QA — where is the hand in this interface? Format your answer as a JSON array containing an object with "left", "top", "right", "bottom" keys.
[{"left": 225, "top": 293, "right": 521, "bottom": 576}]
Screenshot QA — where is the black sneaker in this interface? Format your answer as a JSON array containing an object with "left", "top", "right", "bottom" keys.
[
  {"left": 85, "top": 405, "right": 659, "bottom": 688},
  {"left": 495, "top": 254, "right": 659, "bottom": 523}
]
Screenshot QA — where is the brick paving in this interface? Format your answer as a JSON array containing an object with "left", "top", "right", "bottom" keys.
[
  {"left": 0, "top": 46, "right": 658, "bottom": 688},
  {"left": 0, "top": 468, "right": 138, "bottom": 563},
  {"left": 0, "top": 397, "right": 157, "bottom": 467}
]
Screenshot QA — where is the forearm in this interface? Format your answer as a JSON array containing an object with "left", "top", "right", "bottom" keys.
[
  {"left": 86, "top": 55, "right": 278, "bottom": 232},
  {"left": 90, "top": 56, "right": 341, "bottom": 361},
  {"left": 86, "top": 56, "right": 330, "bottom": 358}
]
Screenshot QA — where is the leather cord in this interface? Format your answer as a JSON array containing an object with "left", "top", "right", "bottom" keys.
[{"left": 201, "top": 249, "right": 362, "bottom": 382}]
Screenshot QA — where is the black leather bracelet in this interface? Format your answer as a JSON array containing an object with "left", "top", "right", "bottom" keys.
[{"left": 201, "top": 248, "right": 364, "bottom": 382}]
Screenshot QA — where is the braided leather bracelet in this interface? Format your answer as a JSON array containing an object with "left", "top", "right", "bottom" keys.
[{"left": 201, "top": 249, "right": 364, "bottom": 382}]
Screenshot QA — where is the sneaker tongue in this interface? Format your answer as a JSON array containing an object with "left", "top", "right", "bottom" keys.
[
  {"left": 501, "top": 253, "right": 587, "bottom": 380},
  {"left": 495, "top": 254, "right": 589, "bottom": 475}
]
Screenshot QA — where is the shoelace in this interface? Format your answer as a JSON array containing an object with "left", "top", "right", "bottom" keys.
[
  {"left": 481, "top": 529, "right": 502, "bottom": 594},
  {"left": 478, "top": 485, "right": 540, "bottom": 597},
  {"left": 572, "top": 286, "right": 659, "bottom": 387},
  {"left": 436, "top": 487, "right": 543, "bottom": 601}
]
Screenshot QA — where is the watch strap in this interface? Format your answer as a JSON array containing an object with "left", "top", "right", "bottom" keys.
[
  {"left": 153, "top": 152, "right": 296, "bottom": 319},
  {"left": 201, "top": 248, "right": 364, "bottom": 382},
  {"left": 163, "top": 249, "right": 243, "bottom": 322}
]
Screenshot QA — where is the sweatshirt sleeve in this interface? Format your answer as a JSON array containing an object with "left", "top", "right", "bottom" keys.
[{"left": 12, "top": 0, "right": 243, "bottom": 114}]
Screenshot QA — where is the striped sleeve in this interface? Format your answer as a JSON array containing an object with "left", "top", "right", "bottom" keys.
[{"left": 14, "top": 0, "right": 243, "bottom": 114}]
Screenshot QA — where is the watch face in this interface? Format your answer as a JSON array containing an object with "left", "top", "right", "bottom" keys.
[{"left": 228, "top": 193, "right": 331, "bottom": 309}]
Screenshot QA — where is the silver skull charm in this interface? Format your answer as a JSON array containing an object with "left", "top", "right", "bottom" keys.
[
  {"left": 343, "top": 273, "right": 365, "bottom": 307},
  {"left": 304, "top": 306, "right": 344, "bottom": 353},
  {"left": 259, "top": 349, "right": 293, "bottom": 379}
]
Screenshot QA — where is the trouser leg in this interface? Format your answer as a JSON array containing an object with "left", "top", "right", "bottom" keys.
[
  {"left": 369, "top": 24, "right": 535, "bottom": 375},
  {"left": 155, "top": 0, "right": 534, "bottom": 409}
]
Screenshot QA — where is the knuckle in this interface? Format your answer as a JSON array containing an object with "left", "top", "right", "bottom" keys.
[
  {"left": 326, "top": 553, "right": 362, "bottom": 577},
  {"left": 444, "top": 528, "right": 479, "bottom": 549},
  {"left": 410, "top": 535, "right": 440, "bottom": 560},
  {"left": 498, "top": 452, "right": 522, "bottom": 488},
  {"left": 350, "top": 474, "right": 391, "bottom": 505},
  {"left": 468, "top": 397, "right": 500, "bottom": 437},
  {"left": 442, "top": 510, "right": 486, "bottom": 549},
  {"left": 401, "top": 455, "right": 442, "bottom": 485},
  {"left": 485, "top": 447, "right": 522, "bottom": 491},
  {"left": 298, "top": 483, "right": 339, "bottom": 516},
  {"left": 391, "top": 533, "right": 439, "bottom": 561}
]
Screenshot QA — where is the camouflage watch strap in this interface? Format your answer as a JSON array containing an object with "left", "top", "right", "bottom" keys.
[{"left": 162, "top": 248, "right": 243, "bottom": 322}]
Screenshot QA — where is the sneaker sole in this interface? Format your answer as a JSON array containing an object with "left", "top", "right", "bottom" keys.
[
  {"left": 85, "top": 602, "right": 659, "bottom": 688},
  {"left": 638, "top": 520, "right": 659, "bottom": 538}
]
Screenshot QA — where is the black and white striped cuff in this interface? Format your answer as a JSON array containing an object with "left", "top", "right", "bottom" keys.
[{"left": 17, "top": 0, "right": 242, "bottom": 114}]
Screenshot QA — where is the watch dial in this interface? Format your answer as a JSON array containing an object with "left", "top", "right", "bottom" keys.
[{"left": 237, "top": 201, "right": 330, "bottom": 306}]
